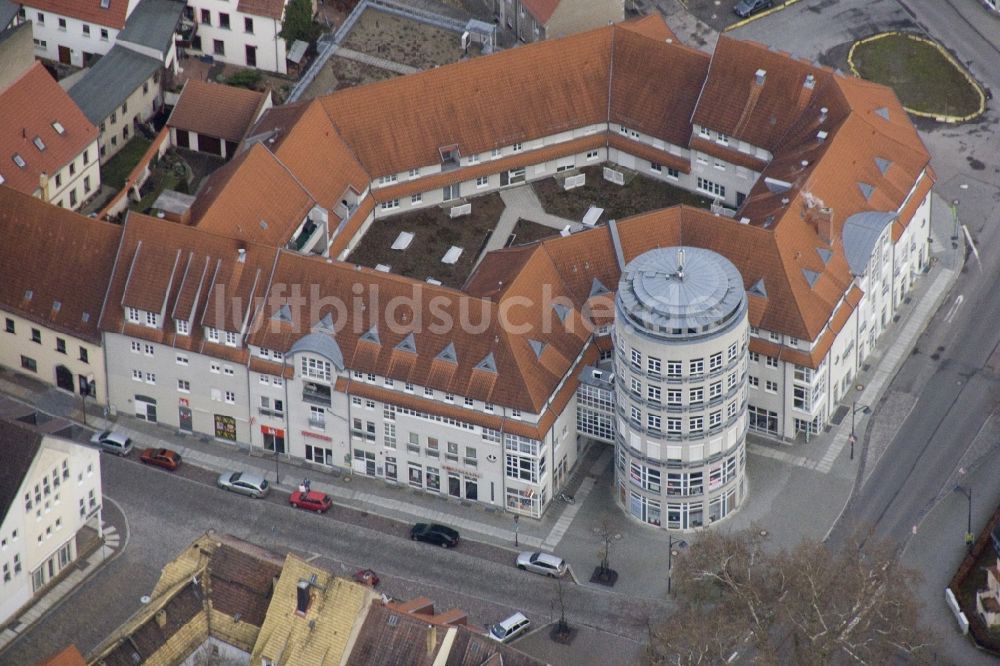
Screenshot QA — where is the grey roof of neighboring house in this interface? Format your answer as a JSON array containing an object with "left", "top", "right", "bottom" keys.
[
  {"left": 289, "top": 332, "right": 345, "bottom": 370},
  {"left": 0, "top": 420, "right": 42, "bottom": 527},
  {"left": 0, "top": 0, "right": 18, "bottom": 30},
  {"left": 117, "top": 0, "right": 184, "bottom": 57},
  {"left": 842, "top": 211, "right": 897, "bottom": 276},
  {"left": 68, "top": 45, "right": 162, "bottom": 125}
]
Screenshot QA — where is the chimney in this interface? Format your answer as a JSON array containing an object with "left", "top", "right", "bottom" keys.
[
  {"left": 39, "top": 172, "right": 49, "bottom": 202},
  {"left": 819, "top": 107, "right": 828, "bottom": 123},
  {"left": 804, "top": 73, "right": 815, "bottom": 89},
  {"left": 237, "top": 248, "right": 247, "bottom": 263},
  {"left": 754, "top": 68, "right": 767, "bottom": 86},
  {"left": 426, "top": 624, "right": 437, "bottom": 657},
  {"left": 807, "top": 206, "right": 835, "bottom": 245},
  {"left": 155, "top": 610, "right": 167, "bottom": 629},
  {"left": 296, "top": 580, "right": 311, "bottom": 615}
]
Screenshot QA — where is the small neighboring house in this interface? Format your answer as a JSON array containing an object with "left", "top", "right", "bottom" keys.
[
  {"left": 68, "top": 46, "right": 163, "bottom": 163},
  {"left": 68, "top": 0, "right": 185, "bottom": 163},
  {"left": 0, "top": 187, "right": 122, "bottom": 405},
  {"left": 15, "top": 0, "right": 138, "bottom": 67},
  {"left": 167, "top": 79, "right": 271, "bottom": 158},
  {"left": 0, "top": 62, "right": 100, "bottom": 211},
  {"left": 183, "top": 0, "right": 316, "bottom": 74},
  {"left": 493, "top": 0, "right": 624, "bottom": 42},
  {"left": 0, "top": 21, "right": 35, "bottom": 90},
  {"left": 0, "top": 420, "right": 103, "bottom": 626}
]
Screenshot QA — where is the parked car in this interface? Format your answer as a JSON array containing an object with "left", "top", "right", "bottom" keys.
[
  {"left": 488, "top": 612, "right": 531, "bottom": 643},
  {"left": 216, "top": 471, "right": 270, "bottom": 498},
  {"left": 733, "top": 0, "right": 773, "bottom": 18},
  {"left": 289, "top": 490, "right": 333, "bottom": 513},
  {"left": 89, "top": 430, "right": 133, "bottom": 457},
  {"left": 139, "top": 447, "right": 182, "bottom": 471},
  {"left": 410, "top": 523, "right": 460, "bottom": 548},
  {"left": 516, "top": 551, "right": 568, "bottom": 577}
]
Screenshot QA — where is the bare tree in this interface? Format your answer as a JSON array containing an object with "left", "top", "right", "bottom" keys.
[
  {"left": 597, "top": 516, "right": 616, "bottom": 575},
  {"left": 645, "top": 527, "right": 933, "bottom": 665}
]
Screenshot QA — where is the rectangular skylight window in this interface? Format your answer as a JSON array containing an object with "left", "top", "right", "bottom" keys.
[
  {"left": 100, "top": 0, "right": 110, "bottom": 8},
  {"left": 33, "top": 136, "right": 45, "bottom": 151},
  {"left": 12, "top": 154, "right": 25, "bottom": 168},
  {"left": 51, "top": 122, "right": 65, "bottom": 134}
]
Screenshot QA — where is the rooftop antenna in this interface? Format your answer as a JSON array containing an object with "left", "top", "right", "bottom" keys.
[{"left": 677, "top": 248, "right": 685, "bottom": 280}]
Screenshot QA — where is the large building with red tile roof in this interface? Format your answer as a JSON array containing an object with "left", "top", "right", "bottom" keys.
[
  {"left": 0, "top": 16, "right": 934, "bottom": 525},
  {"left": 0, "top": 62, "right": 101, "bottom": 212}
]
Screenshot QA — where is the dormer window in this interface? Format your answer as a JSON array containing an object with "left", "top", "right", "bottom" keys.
[
  {"left": 698, "top": 127, "right": 710, "bottom": 138},
  {"left": 145, "top": 312, "right": 158, "bottom": 327},
  {"left": 378, "top": 174, "right": 397, "bottom": 184},
  {"left": 224, "top": 331, "right": 239, "bottom": 347},
  {"left": 206, "top": 327, "right": 220, "bottom": 343},
  {"left": 12, "top": 154, "right": 25, "bottom": 168},
  {"left": 126, "top": 307, "right": 140, "bottom": 323},
  {"left": 176, "top": 320, "right": 189, "bottom": 336}
]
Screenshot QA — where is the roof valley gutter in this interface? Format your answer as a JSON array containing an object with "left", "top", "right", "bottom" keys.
[{"left": 608, "top": 219, "right": 625, "bottom": 272}]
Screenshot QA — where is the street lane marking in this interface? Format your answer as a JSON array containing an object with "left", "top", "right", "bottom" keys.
[{"left": 944, "top": 294, "right": 964, "bottom": 323}]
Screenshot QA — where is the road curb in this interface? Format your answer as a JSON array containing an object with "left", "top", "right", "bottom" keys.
[{"left": 724, "top": 0, "right": 802, "bottom": 32}]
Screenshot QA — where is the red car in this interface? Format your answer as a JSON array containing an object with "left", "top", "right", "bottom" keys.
[
  {"left": 353, "top": 568, "right": 380, "bottom": 587},
  {"left": 290, "top": 490, "right": 333, "bottom": 513},
  {"left": 139, "top": 447, "right": 182, "bottom": 471}
]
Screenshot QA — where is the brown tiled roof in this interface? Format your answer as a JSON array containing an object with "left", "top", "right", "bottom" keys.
[
  {"left": 192, "top": 143, "right": 315, "bottom": 245},
  {"left": 100, "top": 212, "right": 279, "bottom": 357},
  {"left": 610, "top": 29, "right": 708, "bottom": 147},
  {"left": 0, "top": 187, "right": 121, "bottom": 343},
  {"left": 238, "top": 0, "right": 285, "bottom": 20},
  {"left": 0, "top": 63, "right": 98, "bottom": 197},
  {"left": 619, "top": 14, "right": 677, "bottom": 41},
  {"left": 319, "top": 26, "right": 614, "bottom": 177},
  {"left": 347, "top": 603, "right": 543, "bottom": 666},
  {"left": 21, "top": 0, "right": 130, "bottom": 28},
  {"left": 167, "top": 80, "right": 269, "bottom": 143},
  {"left": 209, "top": 544, "right": 282, "bottom": 627}
]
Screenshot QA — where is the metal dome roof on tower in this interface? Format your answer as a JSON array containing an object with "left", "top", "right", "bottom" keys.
[{"left": 617, "top": 246, "right": 747, "bottom": 339}]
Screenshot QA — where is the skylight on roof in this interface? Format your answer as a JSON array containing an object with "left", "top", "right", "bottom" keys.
[
  {"left": 12, "top": 154, "right": 25, "bottom": 169},
  {"left": 858, "top": 182, "right": 874, "bottom": 200},
  {"left": 51, "top": 121, "right": 65, "bottom": 135},
  {"left": 100, "top": 0, "right": 110, "bottom": 8},
  {"left": 33, "top": 136, "right": 45, "bottom": 151}
]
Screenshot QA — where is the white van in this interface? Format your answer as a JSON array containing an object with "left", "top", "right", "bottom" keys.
[{"left": 488, "top": 612, "right": 530, "bottom": 643}]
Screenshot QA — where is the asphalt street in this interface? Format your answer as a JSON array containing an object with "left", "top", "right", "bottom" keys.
[{"left": 0, "top": 454, "right": 662, "bottom": 665}]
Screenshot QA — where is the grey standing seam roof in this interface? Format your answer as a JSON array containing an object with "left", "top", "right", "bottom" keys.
[
  {"left": 288, "top": 332, "right": 344, "bottom": 370},
  {"left": 68, "top": 46, "right": 161, "bottom": 125},
  {"left": 0, "top": 420, "right": 43, "bottom": 527},
  {"left": 617, "top": 247, "right": 747, "bottom": 340},
  {"left": 842, "top": 211, "right": 897, "bottom": 276},
  {"left": 117, "top": 0, "right": 185, "bottom": 57}
]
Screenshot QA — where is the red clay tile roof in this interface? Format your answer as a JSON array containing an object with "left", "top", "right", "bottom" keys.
[
  {"left": 35, "top": 645, "right": 87, "bottom": 666},
  {"left": 520, "top": 0, "right": 560, "bottom": 25},
  {"left": 0, "top": 186, "right": 121, "bottom": 343},
  {"left": 237, "top": 0, "right": 286, "bottom": 20},
  {"left": 167, "top": 80, "right": 269, "bottom": 144},
  {"left": 0, "top": 63, "right": 98, "bottom": 197},
  {"left": 21, "top": 0, "right": 130, "bottom": 29}
]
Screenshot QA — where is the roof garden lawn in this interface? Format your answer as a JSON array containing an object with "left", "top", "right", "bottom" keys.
[
  {"left": 341, "top": 9, "right": 463, "bottom": 69},
  {"left": 510, "top": 219, "right": 560, "bottom": 246},
  {"left": 849, "top": 33, "right": 983, "bottom": 120},
  {"left": 347, "top": 193, "right": 505, "bottom": 289},
  {"left": 533, "top": 165, "right": 714, "bottom": 222},
  {"left": 100, "top": 136, "right": 152, "bottom": 191}
]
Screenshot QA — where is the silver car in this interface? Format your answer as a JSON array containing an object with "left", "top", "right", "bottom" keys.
[
  {"left": 516, "top": 551, "right": 567, "bottom": 577},
  {"left": 89, "top": 430, "right": 133, "bottom": 457},
  {"left": 217, "top": 471, "right": 270, "bottom": 498}
]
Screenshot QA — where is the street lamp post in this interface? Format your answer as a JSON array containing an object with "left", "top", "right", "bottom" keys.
[
  {"left": 951, "top": 199, "right": 960, "bottom": 241},
  {"left": 274, "top": 448, "right": 281, "bottom": 485},
  {"left": 667, "top": 534, "right": 687, "bottom": 596},
  {"left": 955, "top": 485, "right": 973, "bottom": 549}
]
